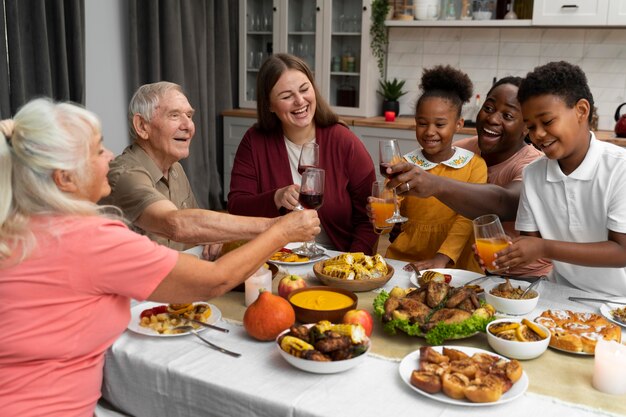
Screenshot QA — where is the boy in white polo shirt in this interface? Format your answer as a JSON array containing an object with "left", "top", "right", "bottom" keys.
[{"left": 493, "top": 61, "right": 626, "bottom": 296}]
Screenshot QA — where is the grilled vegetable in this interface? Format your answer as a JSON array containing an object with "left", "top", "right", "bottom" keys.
[
  {"left": 280, "top": 336, "right": 315, "bottom": 357},
  {"left": 313, "top": 320, "right": 366, "bottom": 344}
]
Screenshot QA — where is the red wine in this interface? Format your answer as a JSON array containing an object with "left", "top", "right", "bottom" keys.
[
  {"left": 299, "top": 192, "right": 323, "bottom": 210},
  {"left": 298, "top": 164, "right": 316, "bottom": 175}
]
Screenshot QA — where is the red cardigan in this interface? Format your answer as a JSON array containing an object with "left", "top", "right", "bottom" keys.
[{"left": 228, "top": 124, "right": 378, "bottom": 254}]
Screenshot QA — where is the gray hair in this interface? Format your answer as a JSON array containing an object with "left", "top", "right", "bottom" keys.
[
  {"left": 128, "top": 81, "right": 184, "bottom": 141},
  {"left": 0, "top": 98, "right": 105, "bottom": 261}
]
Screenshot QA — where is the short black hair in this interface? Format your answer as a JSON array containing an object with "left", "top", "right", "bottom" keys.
[
  {"left": 518, "top": 61, "right": 594, "bottom": 123},
  {"left": 416, "top": 65, "right": 473, "bottom": 117},
  {"left": 488, "top": 76, "right": 523, "bottom": 94}
]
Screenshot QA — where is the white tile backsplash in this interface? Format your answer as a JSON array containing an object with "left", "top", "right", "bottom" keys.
[{"left": 388, "top": 27, "right": 626, "bottom": 130}]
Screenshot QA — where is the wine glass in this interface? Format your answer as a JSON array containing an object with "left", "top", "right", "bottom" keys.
[
  {"left": 378, "top": 140, "right": 408, "bottom": 223},
  {"left": 472, "top": 214, "right": 510, "bottom": 273},
  {"left": 292, "top": 168, "right": 325, "bottom": 257},
  {"left": 371, "top": 180, "right": 395, "bottom": 235},
  {"left": 298, "top": 142, "right": 319, "bottom": 175}
]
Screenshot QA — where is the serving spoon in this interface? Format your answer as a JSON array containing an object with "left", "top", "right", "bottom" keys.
[
  {"left": 520, "top": 275, "right": 547, "bottom": 299},
  {"left": 174, "top": 326, "right": 241, "bottom": 358}
]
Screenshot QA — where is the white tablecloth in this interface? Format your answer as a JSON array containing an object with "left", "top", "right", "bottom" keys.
[{"left": 102, "top": 254, "right": 625, "bottom": 417}]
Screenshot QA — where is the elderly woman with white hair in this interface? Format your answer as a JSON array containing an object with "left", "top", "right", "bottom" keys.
[{"left": 0, "top": 99, "right": 319, "bottom": 417}]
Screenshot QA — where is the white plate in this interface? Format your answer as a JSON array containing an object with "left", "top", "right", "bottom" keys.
[
  {"left": 409, "top": 268, "right": 484, "bottom": 288},
  {"left": 548, "top": 344, "right": 594, "bottom": 356},
  {"left": 127, "top": 302, "right": 222, "bottom": 337},
  {"left": 398, "top": 346, "right": 529, "bottom": 406},
  {"left": 600, "top": 303, "right": 626, "bottom": 328},
  {"left": 276, "top": 325, "right": 370, "bottom": 374},
  {"left": 268, "top": 242, "right": 327, "bottom": 266}
]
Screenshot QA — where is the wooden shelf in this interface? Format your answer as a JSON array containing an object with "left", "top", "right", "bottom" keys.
[{"left": 385, "top": 19, "right": 532, "bottom": 27}]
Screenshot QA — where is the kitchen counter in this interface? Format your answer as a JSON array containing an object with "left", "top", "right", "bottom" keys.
[{"left": 222, "top": 108, "right": 626, "bottom": 146}]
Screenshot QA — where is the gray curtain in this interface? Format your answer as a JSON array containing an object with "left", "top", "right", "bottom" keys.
[
  {"left": 0, "top": 0, "right": 85, "bottom": 118},
  {"left": 127, "top": 0, "right": 237, "bottom": 210}
]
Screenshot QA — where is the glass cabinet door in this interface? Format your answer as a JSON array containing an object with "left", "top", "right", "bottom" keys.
[
  {"left": 327, "top": 0, "right": 364, "bottom": 112},
  {"left": 286, "top": 0, "right": 319, "bottom": 76},
  {"left": 241, "top": 0, "right": 277, "bottom": 105}
]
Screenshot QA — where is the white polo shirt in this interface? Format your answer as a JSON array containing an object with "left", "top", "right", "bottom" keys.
[{"left": 516, "top": 133, "right": 626, "bottom": 296}]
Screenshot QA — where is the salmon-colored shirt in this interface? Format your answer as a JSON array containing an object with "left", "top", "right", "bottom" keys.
[{"left": 0, "top": 216, "right": 178, "bottom": 417}]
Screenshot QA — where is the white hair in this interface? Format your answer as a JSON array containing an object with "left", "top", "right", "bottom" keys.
[
  {"left": 128, "top": 81, "right": 184, "bottom": 141},
  {"left": 0, "top": 98, "right": 116, "bottom": 261}
]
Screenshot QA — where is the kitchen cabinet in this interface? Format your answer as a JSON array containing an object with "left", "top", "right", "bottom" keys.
[
  {"left": 608, "top": 0, "right": 626, "bottom": 25},
  {"left": 239, "top": 0, "right": 378, "bottom": 117},
  {"left": 532, "top": 0, "right": 626, "bottom": 26}
]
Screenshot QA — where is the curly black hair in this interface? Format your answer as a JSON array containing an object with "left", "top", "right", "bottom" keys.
[
  {"left": 518, "top": 61, "right": 594, "bottom": 123},
  {"left": 416, "top": 65, "right": 473, "bottom": 117}
]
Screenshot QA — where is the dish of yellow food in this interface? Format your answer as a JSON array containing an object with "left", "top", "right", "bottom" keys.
[{"left": 290, "top": 289, "right": 355, "bottom": 311}]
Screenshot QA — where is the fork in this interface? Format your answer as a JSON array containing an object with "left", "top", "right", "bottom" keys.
[
  {"left": 175, "top": 326, "right": 241, "bottom": 358},
  {"left": 463, "top": 274, "right": 490, "bottom": 286}
]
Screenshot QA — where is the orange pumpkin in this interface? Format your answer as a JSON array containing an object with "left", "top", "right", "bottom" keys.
[{"left": 243, "top": 290, "right": 295, "bottom": 341}]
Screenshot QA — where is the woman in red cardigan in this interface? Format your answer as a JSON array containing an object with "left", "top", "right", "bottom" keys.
[{"left": 228, "top": 53, "right": 377, "bottom": 254}]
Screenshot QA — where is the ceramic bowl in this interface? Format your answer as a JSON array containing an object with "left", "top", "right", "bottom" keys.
[
  {"left": 313, "top": 260, "right": 394, "bottom": 292},
  {"left": 276, "top": 325, "right": 370, "bottom": 373},
  {"left": 287, "top": 286, "right": 358, "bottom": 324},
  {"left": 486, "top": 318, "right": 550, "bottom": 360},
  {"left": 483, "top": 281, "right": 540, "bottom": 316},
  {"left": 473, "top": 11, "right": 493, "bottom": 20}
]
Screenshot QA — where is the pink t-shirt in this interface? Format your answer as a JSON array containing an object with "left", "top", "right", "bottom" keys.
[{"left": 0, "top": 215, "right": 178, "bottom": 417}]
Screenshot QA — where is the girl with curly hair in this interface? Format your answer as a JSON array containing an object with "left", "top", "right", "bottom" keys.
[{"left": 385, "top": 65, "right": 487, "bottom": 272}]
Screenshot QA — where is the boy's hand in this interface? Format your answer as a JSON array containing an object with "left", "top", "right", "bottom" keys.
[{"left": 494, "top": 236, "right": 544, "bottom": 270}]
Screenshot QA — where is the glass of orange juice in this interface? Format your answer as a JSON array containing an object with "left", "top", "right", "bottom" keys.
[
  {"left": 472, "top": 214, "right": 510, "bottom": 273},
  {"left": 371, "top": 180, "right": 396, "bottom": 234}
]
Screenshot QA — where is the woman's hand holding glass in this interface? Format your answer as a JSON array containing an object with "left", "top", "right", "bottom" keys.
[{"left": 370, "top": 180, "right": 396, "bottom": 234}]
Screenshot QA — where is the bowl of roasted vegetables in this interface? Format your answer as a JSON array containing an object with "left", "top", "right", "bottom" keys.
[
  {"left": 373, "top": 281, "right": 496, "bottom": 345},
  {"left": 276, "top": 321, "right": 370, "bottom": 373},
  {"left": 313, "top": 252, "right": 394, "bottom": 292},
  {"left": 483, "top": 279, "right": 540, "bottom": 316}
]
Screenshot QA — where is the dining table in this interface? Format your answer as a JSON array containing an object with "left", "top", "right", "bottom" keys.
[{"left": 101, "top": 247, "right": 626, "bottom": 417}]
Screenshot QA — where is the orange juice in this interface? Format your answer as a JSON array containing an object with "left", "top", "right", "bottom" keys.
[
  {"left": 476, "top": 238, "right": 509, "bottom": 272},
  {"left": 372, "top": 201, "right": 395, "bottom": 232}
]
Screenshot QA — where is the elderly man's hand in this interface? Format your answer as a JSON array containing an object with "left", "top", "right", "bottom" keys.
[
  {"left": 274, "top": 184, "right": 301, "bottom": 211},
  {"left": 275, "top": 209, "right": 320, "bottom": 243},
  {"left": 202, "top": 243, "right": 223, "bottom": 261}
]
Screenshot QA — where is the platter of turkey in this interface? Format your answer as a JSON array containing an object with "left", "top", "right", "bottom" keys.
[
  {"left": 399, "top": 346, "right": 528, "bottom": 406},
  {"left": 373, "top": 278, "right": 496, "bottom": 345}
]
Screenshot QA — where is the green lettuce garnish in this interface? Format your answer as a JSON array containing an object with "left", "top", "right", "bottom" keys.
[{"left": 373, "top": 290, "right": 495, "bottom": 345}]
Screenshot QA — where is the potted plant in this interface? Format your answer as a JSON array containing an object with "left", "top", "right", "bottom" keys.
[
  {"left": 370, "top": 0, "right": 391, "bottom": 80},
  {"left": 377, "top": 78, "right": 407, "bottom": 116}
]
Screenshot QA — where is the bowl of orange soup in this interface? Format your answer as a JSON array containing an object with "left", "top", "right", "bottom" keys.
[{"left": 287, "top": 287, "right": 358, "bottom": 324}]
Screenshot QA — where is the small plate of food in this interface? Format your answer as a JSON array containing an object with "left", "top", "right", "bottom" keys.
[
  {"left": 399, "top": 346, "right": 528, "bottom": 406},
  {"left": 128, "top": 302, "right": 222, "bottom": 337},
  {"left": 600, "top": 303, "right": 626, "bottom": 328},
  {"left": 409, "top": 268, "right": 485, "bottom": 289},
  {"left": 268, "top": 243, "right": 326, "bottom": 265}
]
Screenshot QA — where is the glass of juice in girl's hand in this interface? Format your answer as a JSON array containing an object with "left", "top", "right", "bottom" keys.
[
  {"left": 472, "top": 214, "right": 510, "bottom": 273},
  {"left": 371, "top": 180, "right": 395, "bottom": 234}
]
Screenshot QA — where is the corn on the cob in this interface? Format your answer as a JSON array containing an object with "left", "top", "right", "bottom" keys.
[
  {"left": 370, "top": 261, "right": 388, "bottom": 277},
  {"left": 280, "top": 336, "right": 315, "bottom": 357},
  {"left": 373, "top": 254, "right": 387, "bottom": 267},
  {"left": 312, "top": 321, "right": 366, "bottom": 344},
  {"left": 322, "top": 265, "right": 355, "bottom": 280},
  {"left": 329, "top": 323, "right": 367, "bottom": 344},
  {"left": 324, "top": 253, "right": 355, "bottom": 266},
  {"left": 353, "top": 263, "right": 373, "bottom": 280},
  {"left": 355, "top": 254, "right": 375, "bottom": 269}
]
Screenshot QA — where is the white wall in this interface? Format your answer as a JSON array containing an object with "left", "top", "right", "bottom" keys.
[
  {"left": 85, "top": 0, "right": 129, "bottom": 156},
  {"left": 387, "top": 27, "right": 626, "bottom": 130}
]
